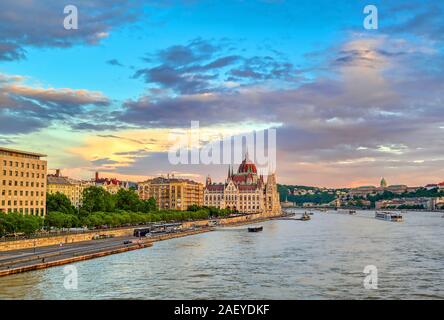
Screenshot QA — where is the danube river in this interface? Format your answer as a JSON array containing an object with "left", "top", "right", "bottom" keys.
[{"left": 0, "top": 210, "right": 443, "bottom": 299}]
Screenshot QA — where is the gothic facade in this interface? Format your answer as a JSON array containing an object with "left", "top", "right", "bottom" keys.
[{"left": 204, "top": 154, "right": 281, "bottom": 214}]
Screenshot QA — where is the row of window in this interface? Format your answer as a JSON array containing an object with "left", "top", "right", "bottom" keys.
[
  {"left": 206, "top": 201, "right": 260, "bottom": 208},
  {"left": 1, "top": 200, "right": 45, "bottom": 206},
  {"left": 2, "top": 180, "right": 45, "bottom": 188},
  {"left": 205, "top": 195, "right": 261, "bottom": 201},
  {"left": 240, "top": 206, "right": 259, "bottom": 210},
  {"left": 2, "top": 160, "right": 45, "bottom": 170},
  {"left": 1, "top": 190, "right": 45, "bottom": 197},
  {"left": 2, "top": 208, "right": 45, "bottom": 216},
  {"left": 2, "top": 170, "right": 45, "bottom": 179}
]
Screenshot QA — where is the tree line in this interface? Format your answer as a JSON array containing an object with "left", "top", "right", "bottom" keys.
[
  {"left": 0, "top": 213, "right": 44, "bottom": 237},
  {"left": 1, "top": 186, "right": 232, "bottom": 237},
  {"left": 278, "top": 185, "right": 336, "bottom": 205}
]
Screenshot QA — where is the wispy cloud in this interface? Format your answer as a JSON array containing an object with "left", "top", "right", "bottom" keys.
[
  {"left": 0, "top": 73, "right": 110, "bottom": 134},
  {"left": 0, "top": 0, "right": 142, "bottom": 61},
  {"left": 133, "top": 38, "right": 301, "bottom": 95}
]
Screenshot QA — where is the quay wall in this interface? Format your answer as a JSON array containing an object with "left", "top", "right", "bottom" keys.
[
  {"left": 0, "top": 228, "right": 135, "bottom": 252},
  {"left": 218, "top": 210, "right": 282, "bottom": 225}
]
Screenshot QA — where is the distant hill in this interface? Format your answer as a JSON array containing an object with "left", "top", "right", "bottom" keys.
[{"left": 278, "top": 184, "right": 336, "bottom": 205}]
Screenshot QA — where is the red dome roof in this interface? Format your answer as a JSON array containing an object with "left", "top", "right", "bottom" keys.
[{"left": 238, "top": 159, "right": 257, "bottom": 174}]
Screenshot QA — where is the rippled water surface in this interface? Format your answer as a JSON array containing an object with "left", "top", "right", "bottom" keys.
[{"left": 0, "top": 210, "right": 443, "bottom": 299}]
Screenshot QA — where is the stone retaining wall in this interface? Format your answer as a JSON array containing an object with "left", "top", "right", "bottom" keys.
[
  {"left": 218, "top": 211, "right": 282, "bottom": 225},
  {"left": 0, "top": 228, "right": 134, "bottom": 252}
]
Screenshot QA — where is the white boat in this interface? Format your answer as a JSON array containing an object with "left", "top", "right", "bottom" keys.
[{"left": 375, "top": 211, "right": 403, "bottom": 222}]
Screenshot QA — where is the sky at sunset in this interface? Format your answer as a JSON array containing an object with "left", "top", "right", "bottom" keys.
[{"left": 0, "top": 0, "right": 443, "bottom": 188}]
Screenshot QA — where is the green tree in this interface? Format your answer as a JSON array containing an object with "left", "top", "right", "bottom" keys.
[
  {"left": 0, "top": 212, "right": 43, "bottom": 236},
  {"left": 44, "top": 211, "right": 79, "bottom": 229},
  {"left": 19, "top": 214, "right": 44, "bottom": 235},
  {"left": 0, "top": 213, "right": 14, "bottom": 236},
  {"left": 46, "top": 192, "right": 76, "bottom": 215},
  {"left": 81, "top": 186, "right": 115, "bottom": 213},
  {"left": 138, "top": 197, "right": 157, "bottom": 212},
  {"left": 187, "top": 204, "right": 200, "bottom": 212},
  {"left": 115, "top": 188, "right": 140, "bottom": 211}
]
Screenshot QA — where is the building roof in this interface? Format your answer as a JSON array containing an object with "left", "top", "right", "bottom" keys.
[
  {"left": 354, "top": 186, "right": 376, "bottom": 189},
  {"left": 47, "top": 176, "right": 72, "bottom": 185},
  {"left": 142, "top": 176, "right": 202, "bottom": 186},
  {"left": 205, "top": 184, "right": 225, "bottom": 191},
  {"left": 0, "top": 146, "right": 47, "bottom": 158},
  {"left": 232, "top": 174, "right": 248, "bottom": 184},
  {"left": 96, "top": 178, "right": 121, "bottom": 185},
  {"left": 238, "top": 158, "right": 257, "bottom": 174},
  {"left": 238, "top": 185, "right": 259, "bottom": 191}
]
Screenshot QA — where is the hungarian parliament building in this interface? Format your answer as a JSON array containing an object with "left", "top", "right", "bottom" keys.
[{"left": 204, "top": 154, "right": 281, "bottom": 214}]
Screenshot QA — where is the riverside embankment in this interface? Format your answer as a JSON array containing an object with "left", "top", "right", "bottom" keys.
[
  {"left": 0, "top": 210, "right": 283, "bottom": 252},
  {"left": 0, "top": 228, "right": 211, "bottom": 277},
  {"left": 0, "top": 210, "right": 284, "bottom": 277}
]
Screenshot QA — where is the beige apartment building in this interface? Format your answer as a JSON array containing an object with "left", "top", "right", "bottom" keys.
[
  {"left": 138, "top": 176, "right": 204, "bottom": 211},
  {"left": 94, "top": 172, "right": 129, "bottom": 195},
  {"left": 47, "top": 170, "right": 93, "bottom": 208},
  {"left": 0, "top": 147, "right": 47, "bottom": 216}
]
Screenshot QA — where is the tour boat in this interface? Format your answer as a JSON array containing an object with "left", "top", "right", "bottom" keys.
[
  {"left": 375, "top": 211, "right": 403, "bottom": 222},
  {"left": 248, "top": 226, "right": 263, "bottom": 232}
]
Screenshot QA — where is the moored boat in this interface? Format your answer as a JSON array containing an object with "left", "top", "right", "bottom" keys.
[
  {"left": 375, "top": 211, "right": 403, "bottom": 222},
  {"left": 248, "top": 226, "right": 263, "bottom": 232}
]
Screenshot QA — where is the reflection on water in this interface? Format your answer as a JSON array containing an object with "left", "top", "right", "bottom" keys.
[{"left": 0, "top": 210, "right": 443, "bottom": 299}]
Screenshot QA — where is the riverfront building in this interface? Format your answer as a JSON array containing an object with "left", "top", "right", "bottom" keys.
[
  {"left": 375, "top": 197, "right": 436, "bottom": 210},
  {"left": 47, "top": 170, "right": 94, "bottom": 208},
  {"left": 0, "top": 147, "right": 47, "bottom": 216},
  {"left": 349, "top": 178, "right": 420, "bottom": 198},
  {"left": 138, "top": 176, "right": 204, "bottom": 211},
  {"left": 94, "top": 172, "right": 132, "bottom": 195},
  {"left": 48, "top": 171, "right": 134, "bottom": 208},
  {"left": 204, "top": 153, "right": 281, "bottom": 214},
  {"left": 425, "top": 182, "right": 444, "bottom": 191}
]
